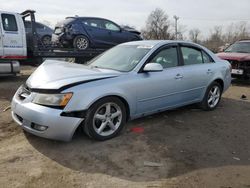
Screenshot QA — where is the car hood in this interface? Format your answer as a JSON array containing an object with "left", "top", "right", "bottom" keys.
[
  {"left": 217, "top": 52, "right": 250, "bottom": 61},
  {"left": 26, "top": 60, "right": 121, "bottom": 91},
  {"left": 122, "top": 26, "right": 141, "bottom": 35}
]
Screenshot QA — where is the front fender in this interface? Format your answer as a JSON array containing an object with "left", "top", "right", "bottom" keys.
[{"left": 62, "top": 78, "right": 137, "bottom": 118}]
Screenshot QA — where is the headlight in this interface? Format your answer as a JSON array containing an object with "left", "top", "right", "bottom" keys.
[{"left": 32, "top": 93, "right": 73, "bottom": 108}]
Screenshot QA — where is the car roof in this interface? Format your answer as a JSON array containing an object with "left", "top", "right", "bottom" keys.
[
  {"left": 119, "top": 40, "right": 198, "bottom": 48},
  {"left": 66, "top": 16, "right": 112, "bottom": 21},
  {"left": 119, "top": 40, "right": 220, "bottom": 62},
  {"left": 237, "top": 40, "right": 250, "bottom": 43}
]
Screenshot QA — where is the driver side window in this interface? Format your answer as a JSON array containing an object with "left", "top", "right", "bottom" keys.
[{"left": 151, "top": 47, "right": 178, "bottom": 69}]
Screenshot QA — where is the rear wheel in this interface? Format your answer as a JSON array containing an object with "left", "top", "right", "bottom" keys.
[
  {"left": 73, "top": 35, "right": 89, "bottom": 50},
  {"left": 83, "top": 97, "right": 126, "bottom": 141},
  {"left": 200, "top": 82, "right": 222, "bottom": 111}
]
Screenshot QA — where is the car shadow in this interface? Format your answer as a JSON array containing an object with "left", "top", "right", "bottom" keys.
[{"left": 25, "top": 97, "right": 250, "bottom": 182}]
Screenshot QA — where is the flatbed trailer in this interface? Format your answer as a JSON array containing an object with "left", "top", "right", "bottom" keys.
[
  {"left": 21, "top": 10, "right": 107, "bottom": 64},
  {"left": 0, "top": 10, "right": 107, "bottom": 75}
]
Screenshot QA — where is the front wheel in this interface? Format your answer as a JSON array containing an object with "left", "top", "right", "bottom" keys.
[
  {"left": 83, "top": 97, "right": 126, "bottom": 141},
  {"left": 73, "top": 35, "right": 89, "bottom": 50},
  {"left": 200, "top": 82, "right": 222, "bottom": 111}
]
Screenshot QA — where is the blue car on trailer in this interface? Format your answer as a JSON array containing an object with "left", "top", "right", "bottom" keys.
[{"left": 51, "top": 16, "right": 142, "bottom": 50}]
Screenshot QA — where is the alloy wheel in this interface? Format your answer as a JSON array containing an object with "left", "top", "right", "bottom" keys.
[
  {"left": 207, "top": 85, "right": 221, "bottom": 108},
  {"left": 93, "top": 102, "right": 122, "bottom": 136},
  {"left": 76, "top": 37, "right": 88, "bottom": 50}
]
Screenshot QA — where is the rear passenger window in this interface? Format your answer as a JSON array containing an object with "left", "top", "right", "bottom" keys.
[
  {"left": 1, "top": 14, "right": 18, "bottom": 31},
  {"left": 151, "top": 47, "right": 178, "bottom": 69},
  {"left": 181, "top": 47, "right": 203, "bottom": 65},
  {"left": 82, "top": 19, "right": 104, "bottom": 29}
]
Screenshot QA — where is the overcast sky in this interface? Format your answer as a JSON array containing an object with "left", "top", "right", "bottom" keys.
[{"left": 1, "top": 0, "right": 250, "bottom": 38}]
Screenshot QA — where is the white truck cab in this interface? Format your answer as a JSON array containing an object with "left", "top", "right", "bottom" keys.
[{"left": 0, "top": 10, "right": 26, "bottom": 74}]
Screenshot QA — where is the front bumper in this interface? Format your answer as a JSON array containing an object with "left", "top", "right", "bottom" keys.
[{"left": 11, "top": 95, "right": 83, "bottom": 141}]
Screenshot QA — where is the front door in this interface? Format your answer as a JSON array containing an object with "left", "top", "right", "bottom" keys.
[
  {"left": 102, "top": 20, "right": 128, "bottom": 44},
  {"left": 0, "top": 13, "right": 24, "bottom": 57},
  {"left": 135, "top": 45, "right": 186, "bottom": 115},
  {"left": 0, "top": 23, "right": 3, "bottom": 57}
]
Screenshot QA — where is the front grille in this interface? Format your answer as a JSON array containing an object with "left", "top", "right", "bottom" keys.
[
  {"left": 16, "top": 114, "right": 23, "bottom": 123},
  {"left": 226, "top": 60, "right": 239, "bottom": 69}
]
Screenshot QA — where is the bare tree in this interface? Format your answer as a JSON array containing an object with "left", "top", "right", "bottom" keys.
[
  {"left": 224, "top": 22, "right": 250, "bottom": 44},
  {"left": 203, "top": 26, "right": 224, "bottom": 52},
  {"left": 141, "top": 8, "right": 173, "bottom": 40},
  {"left": 189, "top": 28, "right": 201, "bottom": 43},
  {"left": 236, "top": 22, "right": 249, "bottom": 40}
]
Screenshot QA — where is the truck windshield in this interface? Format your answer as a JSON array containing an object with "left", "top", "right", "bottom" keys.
[
  {"left": 225, "top": 42, "right": 250, "bottom": 53},
  {"left": 89, "top": 45, "right": 151, "bottom": 72}
]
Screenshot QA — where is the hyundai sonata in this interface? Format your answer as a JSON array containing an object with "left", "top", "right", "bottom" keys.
[{"left": 11, "top": 40, "right": 231, "bottom": 141}]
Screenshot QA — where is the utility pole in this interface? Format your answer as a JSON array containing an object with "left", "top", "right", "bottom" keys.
[{"left": 173, "top": 15, "right": 179, "bottom": 40}]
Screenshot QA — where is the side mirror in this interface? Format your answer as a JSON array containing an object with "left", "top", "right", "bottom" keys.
[{"left": 143, "top": 63, "right": 163, "bottom": 72}]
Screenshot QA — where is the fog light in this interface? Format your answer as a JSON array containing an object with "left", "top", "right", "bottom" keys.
[{"left": 31, "top": 123, "right": 48, "bottom": 131}]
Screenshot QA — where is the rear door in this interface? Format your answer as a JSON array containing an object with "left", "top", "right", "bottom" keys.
[
  {"left": 0, "top": 13, "right": 25, "bottom": 58},
  {"left": 81, "top": 18, "right": 111, "bottom": 48},
  {"left": 179, "top": 45, "right": 215, "bottom": 101}
]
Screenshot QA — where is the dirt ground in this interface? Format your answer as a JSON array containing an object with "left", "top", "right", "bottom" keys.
[{"left": 0, "top": 66, "right": 250, "bottom": 188}]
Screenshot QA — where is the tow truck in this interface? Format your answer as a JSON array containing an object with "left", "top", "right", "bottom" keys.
[{"left": 0, "top": 10, "right": 106, "bottom": 75}]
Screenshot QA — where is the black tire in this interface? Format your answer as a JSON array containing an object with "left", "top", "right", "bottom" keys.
[
  {"left": 73, "top": 35, "right": 89, "bottom": 50},
  {"left": 41, "top": 35, "right": 51, "bottom": 46},
  {"left": 83, "top": 97, "right": 126, "bottom": 141},
  {"left": 200, "top": 82, "right": 222, "bottom": 111}
]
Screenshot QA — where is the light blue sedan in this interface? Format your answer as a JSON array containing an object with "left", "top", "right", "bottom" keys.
[{"left": 11, "top": 40, "right": 231, "bottom": 141}]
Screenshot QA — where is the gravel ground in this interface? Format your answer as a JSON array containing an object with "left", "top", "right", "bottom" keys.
[{"left": 0, "top": 66, "right": 250, "bottom": 188}]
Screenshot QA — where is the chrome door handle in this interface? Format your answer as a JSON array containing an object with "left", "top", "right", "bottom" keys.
[{"left": 175, "top": 74, "right": 183, "bottom": 79}]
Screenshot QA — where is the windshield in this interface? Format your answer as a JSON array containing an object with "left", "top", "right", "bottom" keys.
[
  {"left": 88, "top": 45, "right": 151, "bottom": 72},
  {"left": 225, "top": 42, "right": 250, "bottom": 53}
]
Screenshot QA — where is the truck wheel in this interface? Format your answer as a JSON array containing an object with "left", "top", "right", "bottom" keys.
[{"left": 73, "top": 35, "right": 89, "bottom": 50}]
